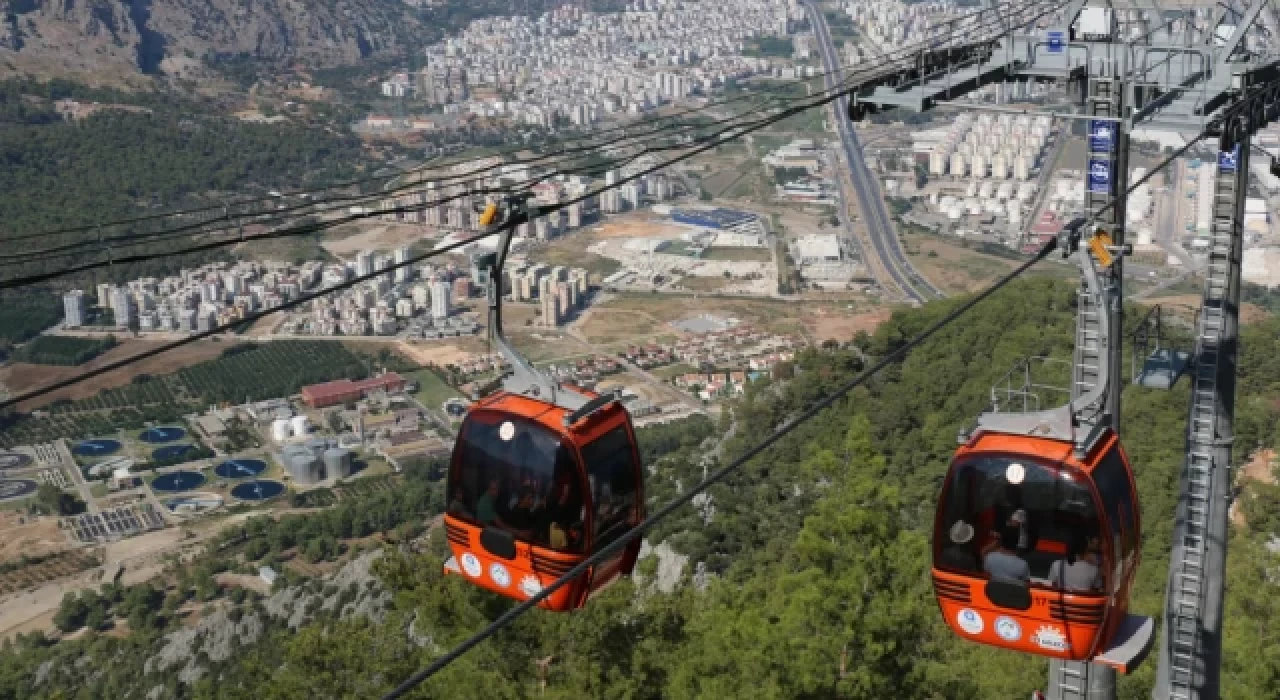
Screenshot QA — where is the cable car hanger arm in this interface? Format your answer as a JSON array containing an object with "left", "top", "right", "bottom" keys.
[
  {"left": 476, "top": 195, "right": 593, "bottom": 413},
  {"left": 967, "top": 217, "right": 1113, "bottom": 454}
]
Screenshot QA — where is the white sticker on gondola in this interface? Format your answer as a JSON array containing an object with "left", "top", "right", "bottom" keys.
[
  {"left": 1006, "top": 462, "right": 1026, "bottom": 485},
  {"left": 995, "top": 616, "right": 1022, "bottom": 642},
  {"left": 460, "top": 552, "right": 482, "bottom": 578},
  {"left": 489, "top": 562, "right": 511, "bottom": 589},
  {"left": 520, "top": 574, "right": 542, "bottom": 598},
  {"left": 499, "top": 421, "right": 516, "bottom": 441},
  {"left": 1032, "top": 625, "right": 1071, "bottom": 652},
  {"left": 956, "top": 608, "right": 984, "bottom": 635}
]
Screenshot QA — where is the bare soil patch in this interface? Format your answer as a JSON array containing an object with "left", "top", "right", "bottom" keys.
[
  {"left": 907, "top": 236, "right": 1018, "bottom": 294},
  {"left": 1231, "top": 448, "right": 1276, "bottom": 527},
  {"left": 322, "top": 223, "right": 437, "bottom": 258},
  {"left": 591, "top": 216, "right": 688, "bottom": 240},
  {"left": 394, "top": 341, "right": 488, "bottom": 368},
  {"left": 215, "top": 571, "right": 271, "bottom": 596},
  {"left": 0, "top": 513, "right": 69, "bottom": 565},
  {"left": 803, "top": 307, "right": 892, "bottom": 343},
  {"left": 0, "top": 337, "right": 235, "bottom": 410}
]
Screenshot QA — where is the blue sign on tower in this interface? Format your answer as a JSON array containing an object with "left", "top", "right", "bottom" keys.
[
  {"left": 1088, "top": 120, "right": 1116, "bottom": 153},
  {"left": 1047, "top": 30, "right": 1065, "bottom": 54},
  {"left": 1219, "top": 146, "right": 1240, "bottom": 173},
  {"left": 1088, "top": 158, "right": 1113, "bottom": 194}
]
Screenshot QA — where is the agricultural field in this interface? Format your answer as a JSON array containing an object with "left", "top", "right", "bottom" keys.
[
  {"left": 701, "top": 247, "right": 774, "bottom": 263},
  {"left": 335, "top": 474, "right": 397, "bottom": 501},
  {"left": 1, "top": 341, "right": 378, "bottom": 448},
  {"left": 406, "top": 369, "right": 463, "bottom": 409},
  {"left": 0, "top": 549, "right": 101, "bottom": 595},
  {"left": 11, "top": 335, "right": 117, "bottom": 367},
  {"left": 290, "top": 488, "right": 337, "bottom": 508}
]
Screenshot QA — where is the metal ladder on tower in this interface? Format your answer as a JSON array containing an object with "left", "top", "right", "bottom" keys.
[{"left": 1166, "top": 157, "right": 1238, "bottom": 700}]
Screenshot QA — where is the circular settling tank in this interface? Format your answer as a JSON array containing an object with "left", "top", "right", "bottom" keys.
[
  {"left": 214, "top": 459, "right": 266, "bottom": 479},
  {"left": 0, "top": 479, "right": 38, "bottom": 501},
  {"left": 139, "top": 426, "right": 187, "bottom": 444},
  {"left": 73, "top": 439, "right": 122, "bottom": 457},
  {"left": 231, "top": 480, "right": 285, "bottom": 501},
  {"left": 150, "top": 470, "right": 207, "bottom": 493},
  {"left": 0, "top": 453, "right": 33, "bottom": 470},
  {"left": 152, "top": 445, "right": 196, "bottom": 462}
]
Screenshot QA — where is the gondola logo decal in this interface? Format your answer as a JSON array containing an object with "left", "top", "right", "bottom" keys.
[
  {"left": 520, "top": 574, "right": 542, "bottom": 598},
  {"left": 489, "top": 562, "right": 511, "bottom": 589},
  {"left": 995, "top": 616, "right": 1021, "bottom": 642},
  {"left": 460, "top": 552, "right": 482, "bottom": 578},
  {"left": 1032, "top": 625, "right": 1071, "bottom": 652},
  {"left": 957, "top": 608, "right": 984, "bottom": 635}
]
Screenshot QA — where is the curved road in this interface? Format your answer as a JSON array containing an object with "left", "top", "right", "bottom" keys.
[{"left": 804, "top": 1, "right": 942, "bottom": 304}]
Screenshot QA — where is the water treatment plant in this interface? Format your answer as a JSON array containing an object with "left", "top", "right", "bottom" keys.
[
  {"left": 214, "top": 459, "right": 267, "bottom": 479},
  {"left": 73, "top": 439, "right": 122, "bottom": 457},
  {"left": 150, "top": 470, "right": 207, "bottom": 493},
  {"left": 279, "top": 439, "right": 352, "bottom": 485},
  {"left": 231, "top": 480, "right": 285, "bottom": 501},
  {"left": 138, "top": 426, "right": 187, "bottom": 444}
]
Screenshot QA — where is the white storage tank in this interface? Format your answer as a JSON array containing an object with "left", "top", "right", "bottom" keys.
[
  {"left": 947, "top": 205, "right": 963, "bottom": 220},
  {"left": 1137, "top": 229, "right": 1154, "bottom": 245},
  {"left": 984, "top": 198, "right": 1003, "bottom": 214},
  {"left": 305, "top": 437, "right": 329, "bottom": 460},
  {"left": 291, "top": 415, "right": 310, "bottom": 438},
  {"left": 978, "top": 181, "right": 994, "bottom": 199},
  {"left": 966, "top": 198, "right": 983, "bottom": 215},
  {"left": 950, "top": 152, "right": 967, "bottom": 176},
  {"left": 997, "top": 182, "right": 1015, "bottom": 201},
  {"left": 1017, "top": 182, "right": 1037, "bottom": 201},
  {"left": 323, "top": 448, "right": 353, "bottom": 480},
  {"left": 271, "top": 419, "right": 292, "bottom": 443},
  {"left": 965, "top": 181, "right": 979, "bottom": 198},
  {"left": 940, "top": 195, "right": 959, "bottom": 210}
]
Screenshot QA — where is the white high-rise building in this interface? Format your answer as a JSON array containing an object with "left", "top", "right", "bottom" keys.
[
  {"left": 63, "top": 290, "right": 87, "bottom": 328},
  {"left": 430, "top": 280, "right": 451, "bottom": 320},
  {"left": 109, "top": 286, "right": 135, "bottom": 329},
  {"left": 394, "top": 246, "right": 411, "bottom": 283},
  {"left": 356, "top": 250, "right": 375, "bottom": 277}
]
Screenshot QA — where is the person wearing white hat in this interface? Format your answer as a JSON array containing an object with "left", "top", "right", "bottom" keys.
[{"left": 938, "top": 520, "right": 979, "bottom": 571}]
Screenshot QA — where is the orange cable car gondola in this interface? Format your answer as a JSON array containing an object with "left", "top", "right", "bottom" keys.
[
  {"left": 443, "top": 195, "right": 645, "bottom": 611},
  {"left": 931, "top": 225, "right": 1154, "bottom": 673}
]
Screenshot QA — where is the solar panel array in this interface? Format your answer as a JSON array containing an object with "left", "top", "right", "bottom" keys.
[{"left": 62, "top": 503, "right": 165, "bottom": 543}]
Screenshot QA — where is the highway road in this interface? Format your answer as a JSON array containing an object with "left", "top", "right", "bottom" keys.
[{"left": 804, "top": 0, "right": 942, "bottom": 305}]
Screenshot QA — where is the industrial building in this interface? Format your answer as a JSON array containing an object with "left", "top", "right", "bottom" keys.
[{"left": 300, "top": 372, "right": 408, "bottom": 408}]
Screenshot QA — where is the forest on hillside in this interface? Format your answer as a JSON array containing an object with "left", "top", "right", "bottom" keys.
[{"left": 1, "top": 278, "right": 1277, "bottom": 698}]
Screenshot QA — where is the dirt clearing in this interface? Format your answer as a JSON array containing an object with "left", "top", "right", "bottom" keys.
[
  {"left": 322, "top": 223, "right": 436, "bottom": 257},
  {"left": 0, "top": 337, "right": 235, "bottom": 410},
  {"left": 590, "top": 216, "right": 688, "bottom": 240},
  {"left": 803, "top": 307, "right": 893, "bottom": 342},
  {"left": 394, "top": 340, "right": 488, "bottom": 367},
  {"left": 0, "top": 513, "right": 69, "bottom": 565}
]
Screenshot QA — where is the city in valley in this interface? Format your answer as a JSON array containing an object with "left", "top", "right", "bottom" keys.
[{"left": 1, "top": 1, "right": 1279, "bottom": 697}]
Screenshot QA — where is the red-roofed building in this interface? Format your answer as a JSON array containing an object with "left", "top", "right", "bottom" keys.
[{"left": 301, "top": 372, "right": 407, "bottom": 408}]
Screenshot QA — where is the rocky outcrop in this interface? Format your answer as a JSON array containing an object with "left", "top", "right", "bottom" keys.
[{"left": 0, "top": 0, "right": 416, "bottom": 80}]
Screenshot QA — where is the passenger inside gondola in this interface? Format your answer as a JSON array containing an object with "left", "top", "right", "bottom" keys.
[
  {"left": 449, "top": 413, "right": 586, "bottom": 551},
  {"left": 936, "top": 454, "right": 1105, "bottom": 590},
  {"left": 1048, "top": 531, "right": 1103, "bottom": 592}
]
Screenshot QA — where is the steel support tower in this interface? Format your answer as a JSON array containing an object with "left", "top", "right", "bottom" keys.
[{"left": 833, "top": 1, "right": 1280, "bottom": 697}]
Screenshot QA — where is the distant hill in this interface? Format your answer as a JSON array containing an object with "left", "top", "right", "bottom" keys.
[{"left": 0, "top": 0, "right": 419, "bottom": 83}]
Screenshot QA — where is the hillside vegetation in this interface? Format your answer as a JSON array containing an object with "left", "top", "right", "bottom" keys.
[{"left": 1, "top": 278, "right": 1278, "bottom": 698}]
